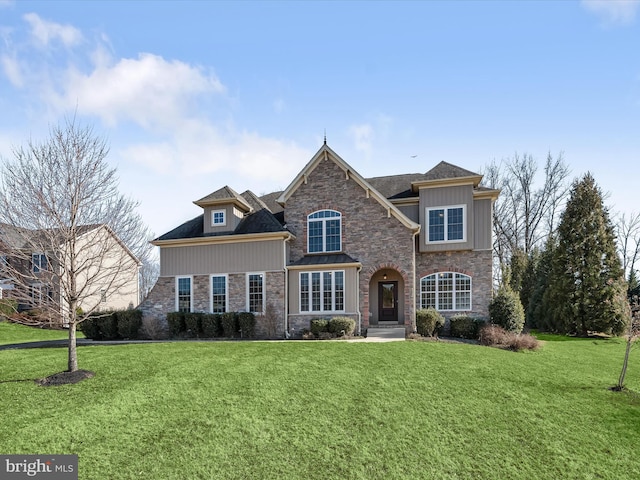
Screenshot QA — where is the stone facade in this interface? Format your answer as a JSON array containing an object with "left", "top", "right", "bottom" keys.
[
  {"left": 415, "top": 249, "right": 493, "bottom": 319},
  {"left": 144, "top": 145, "right": 497, "bottom": 340},
  {"left": 284, "top": 156, "right": 417, "bottom": 336}
]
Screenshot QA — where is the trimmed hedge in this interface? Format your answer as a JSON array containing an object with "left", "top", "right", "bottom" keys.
[
  {"left": 449, "top": 315, "right": 486, "bottom": 339},
  {"left": 238, "top": 312, "right": 256, "bottom": 338},
  {"left": 310, "top": 319, "right": 329, "bottom": 336},
  {"left": 81, "top": 310, "right": 142, "bottom": 340},
  {"left": 167, "top": 312, "right": 186, "bottom": 337},
  {"left": 184, "top": 313, "right": 203, "bottom": 338},
  {"left": 221, "top": 312, "right": 238, "bottom": 338},
  {"left": 416, "top": 308, "right": 445, "bottom": 337},
  {"left": 116, "top": 310, "right": 142, "bottom": 339},
  {"left": 328, "top": 317, "right": 356, "bottom": 337},
  {"left": 201, "top": 314, "right": 221, "bottom": 338}
]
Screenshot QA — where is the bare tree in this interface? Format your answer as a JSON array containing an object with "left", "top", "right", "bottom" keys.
[
  {"left": 484, "top": 152, "right": 570, "bottom": 284},
  {"left": 614, "top": 298, "right": 639, "bottom": 391},
  {"left": 615, "top": 212, "right": 640, "bottom": 289},
  {"left": 0, "top": 119, "right": 148, "bottom": 373}
]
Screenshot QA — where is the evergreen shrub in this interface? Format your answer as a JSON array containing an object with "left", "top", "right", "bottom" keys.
[
  {"left": 238, "top": 312, "right": 256, "bottom": 338},
  {"left": 489, "top": 286, "right": 525, "bottom": 333},
  {"left": 416, "top": 308, "right": 445, "bottom": 337},
  {"left": 328, "top": 317, "right": 356, "bottom": 336}
]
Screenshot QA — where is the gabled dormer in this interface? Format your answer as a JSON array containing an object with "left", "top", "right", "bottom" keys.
[
  {"left": 194, "top": 186, "right": 252, "bottom": 235},
  {"left": 414, "top": 161, "right": 499, "bottom": 253}
]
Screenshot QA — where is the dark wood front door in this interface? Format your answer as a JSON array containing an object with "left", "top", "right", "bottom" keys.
[{"left": 378, "top": 281, "right": 398, "bottom": 322}]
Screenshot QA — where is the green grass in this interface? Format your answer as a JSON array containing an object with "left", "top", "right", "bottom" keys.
[
  {"left": 1, "top": 329, "right": 639, "bottom": 479},
  {"left": 0, "top": 320, "right": 83, "bottom": 345}
]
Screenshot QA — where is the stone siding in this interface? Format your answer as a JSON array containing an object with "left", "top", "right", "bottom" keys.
[
  {"left": 284, "top": 155, "right": 417, "bottom": 333},
  {"left": 415, "top": 249, "right": 493, "bottom": 318},
  {"left": 139, "top": 271, "right": 286, "bottom": 339}
]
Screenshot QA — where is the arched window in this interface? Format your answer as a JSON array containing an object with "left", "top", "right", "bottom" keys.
[
  {"left": 307, "top": 210, "right": 342, "bottom": 253},
  {"left": 420, "top": 272, "right": 471, "bottom": 311}
]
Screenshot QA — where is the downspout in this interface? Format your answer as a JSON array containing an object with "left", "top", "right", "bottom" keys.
[
  {"left": 283, "top": 233, "right": 292, "bottom": 338},
  {"left": 411, "top": 228, "right": 420, "bottom": 334},
  {"left": 356, "top": 264, "right": 362, "bottom": 336}
]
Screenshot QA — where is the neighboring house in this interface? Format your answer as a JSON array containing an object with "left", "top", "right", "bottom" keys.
[
  {"left": 141, "top": 143, "right": 499, "bottom": 337},
  {"left": 0, "top": 223, "right": 140, "bottom": 324}
]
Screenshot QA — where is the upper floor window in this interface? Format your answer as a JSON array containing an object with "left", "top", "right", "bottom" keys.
[
  {"left": 32, "top": 253, "right": 47, "bottom": 273},
  {"left": 420, "top": 272, "right": 471, "bottom": 311},
  {"left": 211, "top": 209, "right": 226, "bottom": 227},
  {"left": 308, "top": 210, "right": 342, "bottom": 253},
  {"left": 426, "top": 205, "right": 466, "bottom": 243}
]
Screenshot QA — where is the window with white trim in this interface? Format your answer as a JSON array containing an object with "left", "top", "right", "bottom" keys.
[
  {"left": 247, "top": 273, "right": 264, "bottom": 313},
  {"left": 426, "top": 205, "right": 466, "bottom": 243},
  {"left": 211, "top": 209, "right": 226, "bottom": 226},
  {"left": 176, "top": 276, "right": 192, "bottom": 313},
  {"left": 307, "top": 210, "right": 342, "bottom": 253},
  {"left": 420, "top": 272, "right": 471, "bottom": 311},
  {"left": 32, "top": 253, "right": 47, "bottom": 273},
  {"left": 299, "top": 270, "right": 345, "bottom": 313},
  {"left": 211, "top": 275, "right": 227, "bottom": 313}
]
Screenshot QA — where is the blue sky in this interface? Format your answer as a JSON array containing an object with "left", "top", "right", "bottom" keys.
[{"left": 0, "top": 0, "right": 639, "bottom": 237}]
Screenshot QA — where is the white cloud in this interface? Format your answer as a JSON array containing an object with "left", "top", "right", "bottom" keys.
[
  {"left": 348, "top": 123, "right": 374, "bottom": 156},
  {"left": 582, "top": 0, "right": 639, "bottom": 26},
  {"left": 0, "top": 1, "right": 14, "bottom": 8},
  {"left": 2, "top": 14, "right": 312, "bottom": 234},
  {"left": 0, "top": 53, "right": 22, "bottom": 87},
  {"left": 23, "top": 12, "right": 83, "bottom": 48},
  {"left": 53, "top": 53, "right": 225, "bottom": 129}
]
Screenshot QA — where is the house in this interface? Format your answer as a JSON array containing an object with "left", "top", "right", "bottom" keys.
[
  {"left": 141, "top": 143, "right": 499, "bottom": 337},
  {"left": 0, "top": 223, "right": 140, "bottom": 324}
]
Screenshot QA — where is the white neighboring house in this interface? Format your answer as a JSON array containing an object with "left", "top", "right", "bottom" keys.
[{"left": 0, "top": 223, "right": 140, "bottom": 325}]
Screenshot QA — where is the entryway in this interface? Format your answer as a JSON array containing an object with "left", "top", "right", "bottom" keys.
[{"left": 378, "top": 281, "right": 398, "bottom": 322}]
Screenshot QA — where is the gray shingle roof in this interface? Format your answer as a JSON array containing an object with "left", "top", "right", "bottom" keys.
[
  {"left": 194, "top": 185, "right": 252, "bottom": 211},
  {"left": 423, "top": 161, "right": 480, "bottom": 181},
  {"left": 289, "top": 253, "right": 359, "bottom": 266},
  {"left": 241, "top": 190, "right": 269, "bottom": 212}
]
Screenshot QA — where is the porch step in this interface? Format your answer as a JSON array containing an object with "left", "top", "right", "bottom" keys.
[{"left": 365, "top": 327, "right": 406, "bottom": 342}]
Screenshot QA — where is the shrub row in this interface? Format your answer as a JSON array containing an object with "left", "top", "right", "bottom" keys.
[
  {"left": 307, "top": 317, "right": 356, "bottom": 339},
  {"left": 478, "top": 324, "right": 540, "bottom": 351},
  {"left": 80, "top": 310, "right": 143, "bottom": 340},
  {"left": 167, "top": 311, "right": 256, "bottom": 339}
]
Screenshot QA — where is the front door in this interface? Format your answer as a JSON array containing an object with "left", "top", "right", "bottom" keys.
[{"left": 378, "top": 281, "right": 398, "bottom": 322}]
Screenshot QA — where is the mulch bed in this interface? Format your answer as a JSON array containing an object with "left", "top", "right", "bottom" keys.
[{"left": 36, "top": 370, "right": 95, "bottom": 386}]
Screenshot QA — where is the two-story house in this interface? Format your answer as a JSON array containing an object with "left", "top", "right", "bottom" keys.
[
  {"left": 0, "top": 223, "right": 140, "bottom": 324},
  {"left": 142, "top": 143, "right": 499, "bottom": 338}
]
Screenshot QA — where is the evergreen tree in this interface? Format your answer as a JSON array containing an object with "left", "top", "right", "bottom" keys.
[
  {"left": 546, "top": 173, "right": 628, "bottom": 335},
  {"left": 527, "top": 238, "right": 556, "bottom": 330}
]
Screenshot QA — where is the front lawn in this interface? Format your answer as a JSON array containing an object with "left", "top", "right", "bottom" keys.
[
  {"left": 0, "top": 335, "right": 639, "bottom": 479},
  {"left": 0, "top": 320, "right": 83, "bottom": 345}
]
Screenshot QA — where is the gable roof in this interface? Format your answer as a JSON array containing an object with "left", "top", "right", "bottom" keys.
[
  {"left": 276, "top": 144, "right": 420, "bottom": 232},
  {"left": 241, "top": 190, "right": 270, "bottom": 213},
  {"left": 411, "top": 161, "right": 483, "bottom": 191},
  {"left": 194, "top": 185, "right": 252, "bottom": 212}
]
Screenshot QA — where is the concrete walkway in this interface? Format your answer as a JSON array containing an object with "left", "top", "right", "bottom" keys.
[{"left": 363, "top": 327, "right": 406, "bottom": 342}]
